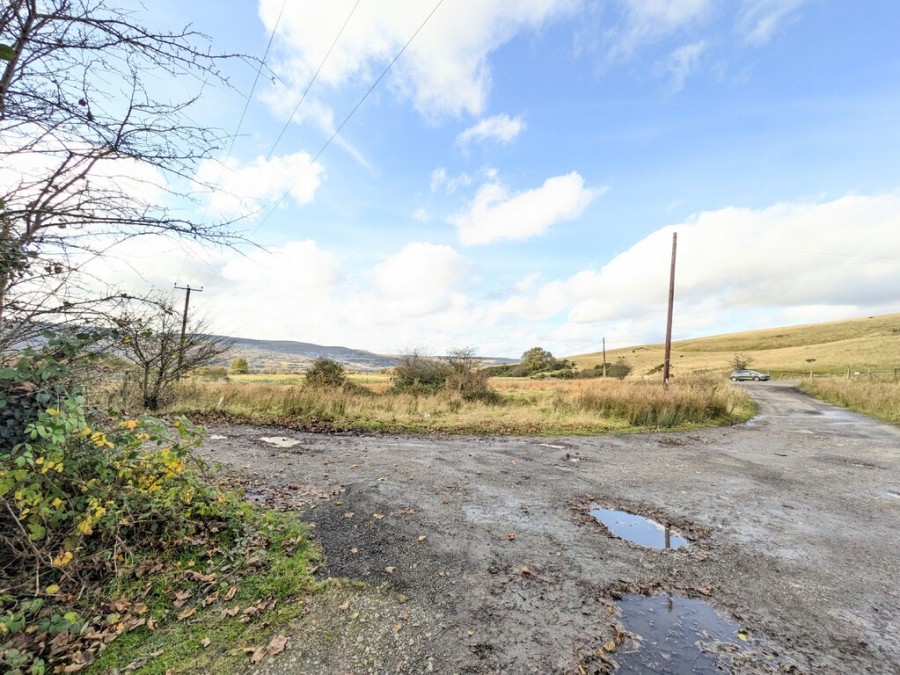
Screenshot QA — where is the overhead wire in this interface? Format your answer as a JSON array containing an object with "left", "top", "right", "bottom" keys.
[
  {"left": 250, "top": 0, "right": 446, "bottom": 232},
  {"left": 264, "top": 0, "right": 362, "bottom": 162}
]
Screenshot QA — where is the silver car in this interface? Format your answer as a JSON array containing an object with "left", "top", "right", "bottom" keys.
[{"left": 730, "top": 369, "right": 770, "bottom": 382}]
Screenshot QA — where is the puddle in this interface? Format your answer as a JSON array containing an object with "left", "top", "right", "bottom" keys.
[
  {"left": 589, "top": 507, "right": 688, "bottom": 549},
  {"left": 613, "top": 593, "right": 746, "bottom": 674},
  {"left": 260, "top": 436, "right": 302, "bottom": 448}
]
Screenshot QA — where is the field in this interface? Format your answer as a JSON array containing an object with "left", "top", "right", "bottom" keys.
[
  {"left": 168, "top": 375, "right": 753, "bottom": 435},
  {"left": 570, "top": 312, "right": 900, "bottom": 379}
]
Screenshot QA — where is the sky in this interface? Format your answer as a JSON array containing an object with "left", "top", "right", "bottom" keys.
[{"left": 86, "top": 0, "right": 900, "bottom": 357}]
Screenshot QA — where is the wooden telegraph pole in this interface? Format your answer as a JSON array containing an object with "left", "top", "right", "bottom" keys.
[
  {"left": 663, "top": 232, "right": 677, "bottom": 389},
  {"left": 174, "top": 283, "right": 203, "bottom": 381},
  {"left": 602, "top": 337, "right": 607, "bottom": 377}
]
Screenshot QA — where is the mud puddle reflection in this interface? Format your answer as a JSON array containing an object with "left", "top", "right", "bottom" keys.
[
  {"left": 613, "top": 593, "right": 745, "bottom": 674},
  {"left": 589, "top": 507, "right": 688, "bottom": 549}
]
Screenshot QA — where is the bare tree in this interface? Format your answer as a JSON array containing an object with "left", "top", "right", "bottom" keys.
[
  {"left": 729, "top": 353, "right": 754, "bottom": 370},
  {"left": 112, "top": 301, "right": 232, "bottom": 411},
  {"left": 0, "top": 1, "right": 247, "bottom": 352}
]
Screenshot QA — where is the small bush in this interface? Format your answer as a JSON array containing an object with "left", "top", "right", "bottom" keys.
[
  {"left": 391, "top": 352, "right": 451, "bottom": 395},
  {"left": 303, "top": 358, "right": 349, "bottom": 389}
]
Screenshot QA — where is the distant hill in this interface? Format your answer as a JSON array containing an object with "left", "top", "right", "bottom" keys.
[
  {"left": 220, "top": 337, "right": 400, "bottom": 373},
  {"left": 568, "top": 313, "right": 900, "bottom": 378},
  {"left": 219, "top": 338, "right": 517, "bottom": 373}
]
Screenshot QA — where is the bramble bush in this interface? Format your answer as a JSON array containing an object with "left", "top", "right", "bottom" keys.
[{"left": 0, "top": 333, "right": 250, "bottom": 673}]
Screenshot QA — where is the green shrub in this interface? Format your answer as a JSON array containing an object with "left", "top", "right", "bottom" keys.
[{"left": 303, "top": 358, "right": 349, "bottom": 389}]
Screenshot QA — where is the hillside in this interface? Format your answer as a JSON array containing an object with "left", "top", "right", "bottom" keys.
[
  {"left": 569, "top": 313, "right": 900, "bottom": 378},
  {"left": 223, "top": 338, "right": 400, "bottom": 373}
]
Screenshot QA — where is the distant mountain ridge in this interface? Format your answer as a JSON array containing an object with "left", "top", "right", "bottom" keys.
[{"left": 225, "top": 337, "right": 400, "bottom": 372}]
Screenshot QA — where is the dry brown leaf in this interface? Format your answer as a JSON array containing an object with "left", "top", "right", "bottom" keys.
[
  {"left": 467, "top": 629, "right": 474, "bottom": 637},
  {"left": 507, "top": 532, "right": 517, "bottom": 541},
  {"left": 133, "top": 602, "right": 149, "bottom": 614},
  {"left": 63, "top": 664, "right": 87, "bottom": 673},
  {"left": 602, "top": 640, "right": 617, "bottom": 653},
  {"left": 250, "top": 647, "right": 266, "bottom": 663},
  {"left": 174, "top": 589, "right": 192, "bottom": 601},
  {"left": 417, "top": 535, "right": 427, "bottom": 542},
  {"left": 350, "top": 547, "right": 359, "bottom": 554},
  {"left": 267, "top": 635, "right": 288, "bottom": 656},
  {"left": 401, "top": 507, "right": 415, "bottom": 515},
  {"left": 223, "top": 606, "right": 241, "bottom": 618},
  {"left": 339, "top": 600, "right": 350, "bottom": 611},
  {"left": 223, "top": 585, "right": 238, "bottom": 601},
  {"left": 384, "top": 566, "right": 396, "bottom": 574},
  {"left": 201, "top": 638, "right": 211, "bottom": 648},
  {"left": 392, "top": 623, "right": 402, "bottom": 634},
  {"left": 521, "top": 566, "right": 533, "bottom": 575},
  {"left": 373, "top": 513, "right": 385, "bottom": 520},
  {"left": 177, "top": 607, "right": 196, "bottom": 621},
  {"left": 202, "top": 592, "right": 219, "bottom": 607},
  {"left": 185, "top": 570, "right": 216, "bottom": 583}
]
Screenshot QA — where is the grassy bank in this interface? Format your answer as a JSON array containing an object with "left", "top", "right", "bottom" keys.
[
  {"left": 797, "top": 378, "right": 900, "bottom": 426},
  {"left": 167, "top": 376, "right": 754, "bottom": 434}
]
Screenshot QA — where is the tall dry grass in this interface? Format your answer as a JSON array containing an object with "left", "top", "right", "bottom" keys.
[
  {"left": 797, "top": 377, "right": 900, "bottom": 425},
  {"left": 165, "top": 375, "right": 753, "bottom": 435}
]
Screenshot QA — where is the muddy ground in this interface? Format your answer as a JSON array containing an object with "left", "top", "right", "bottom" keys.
[{"left": 198, "top": 383, "right": 900, "bottom": 674}]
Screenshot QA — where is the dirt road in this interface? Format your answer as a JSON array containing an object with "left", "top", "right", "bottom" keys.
[{"left": 199, "top": 383, "right": 900, "bottom": 674}]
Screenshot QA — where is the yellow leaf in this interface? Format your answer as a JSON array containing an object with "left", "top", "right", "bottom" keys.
[
  {"left": 737, "top": 631, "right": 748, "bottom": 641},
  {"left": 45, "top": 584, "right": 60, "bottom": 594}
]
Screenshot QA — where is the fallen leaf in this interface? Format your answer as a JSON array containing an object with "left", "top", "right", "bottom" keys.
[
  {"left": 266, "top": 635, "right": 288, "bottom": 656},
  {"left": 602, "top": 640, "right": 617, "bottom": 653},
  {"left": 222, "top": 606, "right": 241, "bottom": 618},
  {"left": 393, "top": 623, "right": 402, "bottom": 634},
  {"left": 507, "top": 532, "right": 517, "bottom": 541},
  {"left": 344, "top": 512, "right": 355, "bottom": 518},
  {"left": 339, "top": 600, "right": 350, "bottom": 611},
  {"left": 177, "top": 607, "right": 196, "bottom": 621},
  {"left": 45, "top": 584, "right": 60, "bottom": 594},
  {"left": 202, "top": 592, "right": 219, "bottom": 607},
  {"left": 185, "top": 570, "right": 216, "bottom": 583},
  {"left": 174, "top": 589, "right": 193, "bottom": 601},
  {"left": 396, "top": 594, "right": 409, "bottom": 604},
  {"left": 373, "top": 513, "right": 385, "bottom": 520},
  {"left": 737, "top": 632, "right": 748, "bottom": 641},
  {"left": 417, "top": 535, "right": 427, "bottom": 542},
  {"left": 201, "top": 638, "right": 211, "bottom": 648},
  {"left": 133, "top": 602, "right": 149, "bottom": 614},
  {"left": 467, "top": 629, "right": 474, "bottom": 637},
  {"left": 223, "top": 585, "right": 237, "bottom": 601},
  {"left": 350, "top": 547, "right": 359, "bottom": 554},
  {"left": 385, "top": 566, "right": 396, "bottom": 574},
  {"left": 401, "top": 507, "right": 415, "bottom": 515},
  {"left": 250, "top": 647, "right": 266, "bottom": 663},
  {"left": 521, "top": 566, "right": 533, "bottom": 575}
]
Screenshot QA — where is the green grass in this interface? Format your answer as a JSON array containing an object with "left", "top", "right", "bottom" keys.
[{"left": 85, "top": 511, "right": 318, "bottom": 675}]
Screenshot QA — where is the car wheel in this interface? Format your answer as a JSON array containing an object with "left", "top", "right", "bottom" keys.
[
  {"left": 753, "top": 376, "right": 760, "bottom": 381},
  {"left": 730, "top": 376, "right": 737, "bottom": 381}
]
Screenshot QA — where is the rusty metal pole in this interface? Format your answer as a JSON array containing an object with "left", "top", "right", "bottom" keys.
[{"left": 663, "top": 232, "right": 677, "bottom": 389}]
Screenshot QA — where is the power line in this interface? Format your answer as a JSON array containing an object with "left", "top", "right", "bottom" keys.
[
  {"left": 265, "top": 0, "right": 361, "bottom": 162},
  {"left": 252, "top": 0, "right": 446, "bottom": 231}
]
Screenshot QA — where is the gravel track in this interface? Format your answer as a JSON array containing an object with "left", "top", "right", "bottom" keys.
[{"left": 199, "top": 382, "right": 900, "bottom": 674}]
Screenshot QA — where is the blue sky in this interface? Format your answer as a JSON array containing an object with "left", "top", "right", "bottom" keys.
[{"left": 92, "top": 0, "right": 900, "bottom": 357}]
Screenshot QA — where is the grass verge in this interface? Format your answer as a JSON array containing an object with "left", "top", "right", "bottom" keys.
[
  {"left": 797, "top": 377, "right": 900, "bottom": 426},
  {"left": 82, "top": 510, "right": 318, "bottom": 674}
]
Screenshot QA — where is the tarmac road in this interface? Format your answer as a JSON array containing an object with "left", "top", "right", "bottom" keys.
[{"left": 200, "top": 382, "right": 900, "bottom": 674}]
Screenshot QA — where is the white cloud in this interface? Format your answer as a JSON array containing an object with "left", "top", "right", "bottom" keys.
[
  {"left": 372, "top": 242, "right": 472, "bottom": 316},
  {"left": 195, "top": 152, "right": 324, "bottom": 219},
  {"left": 607, "top": 0, "right": 714, "bottom": 61},
  {"left": 259, "top": 0, "right": 581, "bottom": 120},
  {"left": 737, "top": 0, "right": 809, "bottom": 45},
  {"left": 457, "top": 114, "right": 526, "bottom": 146},
  {"left": 521, "top": 192, "right": 900, "bottom": 347},
  {"left": 430, "top": 167, "right": 472, "bottom": 195},
  {"left": 661, "top": 41, "right": 707, "bottom": 92},
  {"left": 451, "top": 172, "right": 603, "bottom": 246}
]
